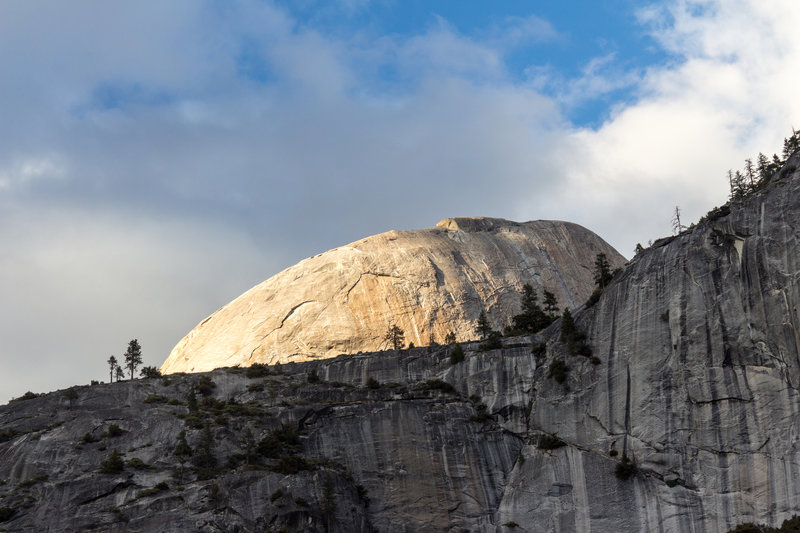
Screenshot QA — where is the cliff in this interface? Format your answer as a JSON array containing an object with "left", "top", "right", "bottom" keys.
[
  {"left": 161, "top": 217, "right": 625, "bottom": 374},
  {"left": 2, "top": 155, "right": 800, "bottom": 532}
]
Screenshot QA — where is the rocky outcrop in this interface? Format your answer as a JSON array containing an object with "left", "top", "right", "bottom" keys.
[
  {"left": 0, "top": 347, "right": 525, "bottom": 533},
  {"left": 4, "top": 156, "right": 800, "bottom": 532},
  {"left": 161, "top": 218, "right": 625, "bottom": 374}
]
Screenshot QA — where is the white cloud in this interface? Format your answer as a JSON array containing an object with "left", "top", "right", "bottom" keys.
[{"left": 542, "top": 0, "right": 800, "bottom": 252}]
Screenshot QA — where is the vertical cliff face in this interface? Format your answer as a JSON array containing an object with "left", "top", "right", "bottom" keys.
[
  {"left": 161, "top": 218, "right": 625, "bottom": 374},
  {"left": 508, "top": 152, "right": 800, "bottom": 532}
]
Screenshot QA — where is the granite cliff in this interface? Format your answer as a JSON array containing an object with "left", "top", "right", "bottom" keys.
[
  {"left": 161, "top": 218, "right": 625, "bottom": 374},
  {"left": 2, "top": 154, "right": 800, "bottom": 532}
]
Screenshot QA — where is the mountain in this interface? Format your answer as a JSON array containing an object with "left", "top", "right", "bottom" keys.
[
  {"left": 161, "top": 217, "right": 625, "bottom": 374},
  {"left": 2, "top": 152, "right": 800, "bottom": 532}
]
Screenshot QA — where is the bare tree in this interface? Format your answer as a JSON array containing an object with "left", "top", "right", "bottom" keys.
[{"left": 672, "top": 206, "right": 686, "bottom": 234}]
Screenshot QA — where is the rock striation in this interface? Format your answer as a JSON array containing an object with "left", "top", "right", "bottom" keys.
[{"left": 161, "top": 217, "right": 625, "bottom": 374}]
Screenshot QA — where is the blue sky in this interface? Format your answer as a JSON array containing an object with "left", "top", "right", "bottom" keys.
[
  {"left": 281, "top": 0, "right": 669, "bottom": 125},
  {"left": 1, "top": 0, "right": 799, "bottom": 402}
]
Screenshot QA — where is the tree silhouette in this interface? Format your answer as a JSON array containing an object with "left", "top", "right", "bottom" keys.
[
  {"left": 107, "top": 355, "right": 118, "bottom": 383},
  {"left": 593, "top": 254, "right": 613, "bottom": 289},
  {"left": 543, "top": 290, "right": 559, "bottom": 318},
  {"left": 475, "top": 310, "right": 492, "bottom": 340},
  {"left": 383, "top": 324, "right": 405, "bottom": 350},
  {"left": 124, "top": 339, "right": 142, "bottom": 380},
  {"left": 511, "top": 283, "right": 551, "bottom": 333}
]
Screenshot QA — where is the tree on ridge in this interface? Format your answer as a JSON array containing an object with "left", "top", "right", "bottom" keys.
[
  {"left": 124, "top": 339, "right": 143, "bottom": 380},
  {"left": 107, "top": 355, "right": 118, "bottom": 383}
]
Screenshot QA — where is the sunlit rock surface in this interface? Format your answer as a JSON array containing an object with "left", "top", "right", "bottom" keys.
[{"left": 161, "top": 217, "right": 624, "bottom": 374}]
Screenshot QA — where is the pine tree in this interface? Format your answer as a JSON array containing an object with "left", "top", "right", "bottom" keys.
[
  {"left": 560, "top": 308, "right": 576, "bottom": 343},
  {"left": 512, "top": 283, "right": 551, "bottom": 333},
  {"left": 543, "top": 290, "right": 559, "bottom": 318},
  {"left": 476, "top": 310, "right": 492, "bottom": 340},
  {"left": 192, "top": 424, "right": 216, "bottom": 469},
  {"left": 593, "top": 253, "right": 613, "bottom": 289},
  {"left": 757, "top": 152, "right": 771, "bottom": 183},
  {"left": 744, "top": 158, "right": 756, "bottom": 188},
  {"left": 124, "top": 339, "right": 143, "bottom": 380},
  {"left": 173, "top": 430, "right": 192, "bottom": 483},
  {"left": 187, "top": 387, "right": 198, "bottom": 412},
  {"left": 99, "top": 449, "right": 125, "bottom": 474},
  {"left": 107, "top": 355, "right": 118, "bottom": 383},
  {"left": 383, "top": 324, "right": 405, "bottom": 350},
  {"left": 115, "top": 365, "right": 125, "bottom": 382},
  {"left": 241, "top": 427, "right": 257, "bottom": 465}
]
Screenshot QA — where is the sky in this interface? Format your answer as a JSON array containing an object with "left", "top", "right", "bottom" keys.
[{"left": 2, "top": 0, "right": 799, "bottom": 403}]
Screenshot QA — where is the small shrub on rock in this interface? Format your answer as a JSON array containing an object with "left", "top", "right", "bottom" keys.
[
  {"left": 105, "top": 424, "right": 124, "bottom": 437},
  {"left": 479, "top": 331, "right": 503, "bottom": 351},
  {"left": 136, "top": 482, "right": 169, "bottom": 499},
  {"left": 63, "top": 388, "right": 78, "bottom": 401},
  {"left": 140, "top": 366, "right": 161, "bottom": 379},
  {"left": 100, "top": 449, "right": 125, "bottom": 474},
  {"left": 416, "top": 379, "right": 456, "bottom": 393},
  {"left": 126, "top": 457, "right": 151, "bottom": 470},
  {"left": 10, "top": 391, "right": 39, "bottom": 402},
  {"left": 469, "top": 402, "right": 492, "bottom": 422},
  {"left": 726, "top": 514, "right": 800, "bottom": 533},
  {"left": 195, "top": 376, "right": 216, "bottom": 396},
  {"left": 143, "top": 394, "right": 170, "bottom": 404},
  {"left": 82, "top": 432, "right": 100, "bottom": 444},
  {"left": 270, "top": 455, "right": 312, "bottom": 475},
  {"left": 257, "top": 424, "right": 301, "bottom": 458},
  {"left": 615, "top": 453, "right": 636, "bottom": 480},
  {"left": 0, "top": 507, "right": 16, "bottom": 523},
  {"left": 548, "top": 359, "right": 569, "bottom": 384},
  {"left": 246, "top": 363, "right": 270, "bottom": 378},
  {"left": 538, "top": 434, "right": 566, "bottom": 450}
]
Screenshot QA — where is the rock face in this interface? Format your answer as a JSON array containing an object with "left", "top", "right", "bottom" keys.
[
  {"left": 4, "top": 155, "right": 800, "bottom": 532},
  {"left": 161, "top": 217, "right": 625, "bottom": 373}
]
